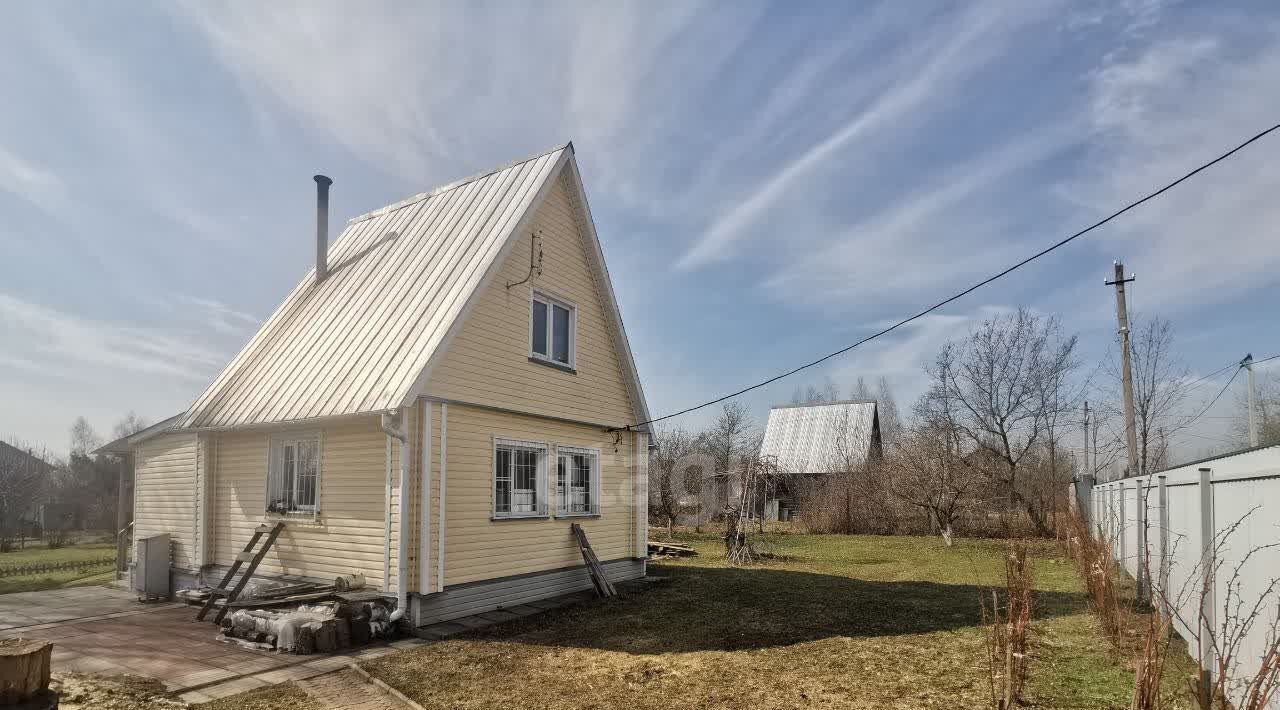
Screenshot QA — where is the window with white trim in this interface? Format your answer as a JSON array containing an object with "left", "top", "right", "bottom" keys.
[
  {"left": 556, "top": 446, "right": 600, "bottom": 516},
  {"left": 267, "top": 434, "right": 320, "bottom": 515},
  {"left": 494, "top": 439, "right": 548, "bottom": 518},
  {"left": 530, "top": 291, "right": 575, "bottom": 368}
]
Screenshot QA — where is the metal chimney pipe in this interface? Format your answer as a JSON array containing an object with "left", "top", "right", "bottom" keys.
[{"left": 314, "top": 174, "right": 333, "bottom": 282}]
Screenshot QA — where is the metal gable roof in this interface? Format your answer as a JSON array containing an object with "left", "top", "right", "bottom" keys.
[
  {"left": 759, "top": 400, "right": 879, "bottom": 474},
  {"left": 179, "top": 146, "right": 571, "bottom": 429}
]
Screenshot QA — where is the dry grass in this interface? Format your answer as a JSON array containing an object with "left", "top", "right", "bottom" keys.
[
  {"left": 197, "top": 532, "right": 1147, "bottom": 709},
  {"left": 354, "top": 532, "right": 1129, "bottom": 709},
  {"left": 195, "top": 682, "right": 319, "bottom": 710}
]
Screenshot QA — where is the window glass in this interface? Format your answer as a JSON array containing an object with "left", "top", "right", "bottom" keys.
[
  {"left": 555, "top": 449, "right": 598, "bottom": 515},
  {"left": 495, "top": 448, "right": 512, "bottom": 514},
  {"left": 269, "top": 437, "right": 319, "bottom": 514},
  {"left": 494, "top": 442, "right": 545, "bottom": 517},
  {"left": 552, "top": 304, "right": 570, "bottom": 363},
  {"left": 532, "top": 300, "right": 548, "bottom": 356}
]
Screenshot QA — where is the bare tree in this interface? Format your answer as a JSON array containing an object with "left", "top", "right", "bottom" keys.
[
  {"left": 69, "top": 416, "right": 100, "bottom": 457},
  {"left": 923, "top": 308, "right": 1078, "bottom": 536},
  {"left": 112, "top": 411, "right": 150, "bottom": 441},
  {"left": 888, "top": 418, "right": 983, "bottom": 546},
  {"left": 649, "top": 426, "right": 697, "bottom": 533},
  {"left": 876, "top": 376, "right": 903, "bottom": 446},
  {"left": 1035, "top": 330, "right": 1082, "bottom": 530},
  {"left": 1110, "top": 316, "right": 1189, "bottom": 476},
  {"left": 0, "top": 440, "right": 50, "bottom": 550},
  {"left": 1234, "top": 370, "right": 1280, "bottom": 447}
]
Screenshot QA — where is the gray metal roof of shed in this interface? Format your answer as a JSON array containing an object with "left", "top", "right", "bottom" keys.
[
  {"left": 178, "top": 144, "right": 649, "bottom": 430},
  {"left": 759, "top": 400, "right": 879, "bottom": 474}
]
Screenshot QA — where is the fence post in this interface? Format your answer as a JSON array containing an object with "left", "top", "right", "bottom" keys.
[
  {"left": 1136, "top": 478, "right": 1149, "bottom": 605},
  {"left": 1198, "top": 467, "right": 1215, "bottom": 707},
  {"left": 1119, "top": 481, "right": 1127, "bottom": 569},
  {"left": 1078, "top": 474, "right": 1095, "bottom": 527},
  {"left": 1157, "top": 475, "right": 1169, "bottom": 606}
]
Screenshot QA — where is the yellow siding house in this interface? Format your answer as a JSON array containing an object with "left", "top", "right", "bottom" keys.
[{"left": 105, "top": 145, "right": 651, "bottom": 627}]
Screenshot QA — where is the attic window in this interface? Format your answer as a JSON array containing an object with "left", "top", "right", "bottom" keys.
[{"left": 530, "top": 291, "right": 575, "bottom": 369}]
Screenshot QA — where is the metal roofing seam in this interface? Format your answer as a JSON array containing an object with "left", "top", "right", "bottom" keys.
[
  {"left": 759, "top": 401, "right": 877, "bottom": 474},
  {"left": 380, "top": 153, "right": 562, "bottom": 408},
  {"left": 179, "top": 147, "right": 570, "bottom": 429},
  {"left": 336, "top": 156, "right": 540, "bottom": 415}
]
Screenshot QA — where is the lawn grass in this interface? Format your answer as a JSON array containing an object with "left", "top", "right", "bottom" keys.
[
  {"left": 190, "top": 531, "right": 1171, "bottom": 709},
  {"left": 0, "top": 542, "right": 116, "bottom": 594},
  {"left": 360, "top": 531, "right": 1142, "bottom": 709},
  {"left": 0, "top": 567, "right": 117, "bottom": 595},
  {"left": 0, "top": 541, "right": 115, "bottom": 566}
]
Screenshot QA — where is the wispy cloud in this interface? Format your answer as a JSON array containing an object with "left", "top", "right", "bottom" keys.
[
  {"left": 181, "top": 296, "right": 262, "bottom": 336},
  {"left": 1062, "top": 24, "right": 1280, "bottom": 308},
  {"left": 0, "top": 145, "right": 64, "bottom": 212},
  {"left": 676, "top": 1, "right": 1062, "bottom": 270},
  {"left": 0, "top": 292, "right": 229, "bottom": 381}
]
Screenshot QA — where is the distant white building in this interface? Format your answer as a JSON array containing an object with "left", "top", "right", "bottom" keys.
[{"left": 758, "top": 400, "right": 882, "bottom": 521}]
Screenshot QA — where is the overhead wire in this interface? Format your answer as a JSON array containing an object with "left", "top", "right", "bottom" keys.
[{"left": 617, "top": 122, "right": 1280, "bottom": 431}]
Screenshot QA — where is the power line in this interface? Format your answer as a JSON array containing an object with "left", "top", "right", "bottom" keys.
[
  {"left": 619, "top": 122, "right": 1280, "bottom": 431},
  {"left": 1182, "top": 368, "right": 1242, "bottom": 432}
]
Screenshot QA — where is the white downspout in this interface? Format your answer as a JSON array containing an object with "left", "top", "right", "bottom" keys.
[{"left": 380, "top": 410, "right": 409, "bottom": 623}]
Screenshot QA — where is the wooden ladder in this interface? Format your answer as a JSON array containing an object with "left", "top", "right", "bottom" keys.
[
  {"left": 196, "top": 521, "right": 285, "bottom": 624},
  {"left": 570, "top": 523, "right": 616, "bottom": 598}
]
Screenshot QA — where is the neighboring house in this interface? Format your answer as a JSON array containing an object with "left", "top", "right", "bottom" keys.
[
  {"left": 106, "top": 144, "right": 652, "bottom": 627},
  {"left": 757, "top": 400, "right": 882, "bottom": 521}
]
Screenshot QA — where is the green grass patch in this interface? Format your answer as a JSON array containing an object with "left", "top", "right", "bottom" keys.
[
  {"left": 361, "top": 532, "right": 1140, "bottom": 709},
  {"left": 0, "top": 542, "right": 115, "bottom": 566},
  {"left": 0, "top": 567, "right": 116, "bottom": 595}
]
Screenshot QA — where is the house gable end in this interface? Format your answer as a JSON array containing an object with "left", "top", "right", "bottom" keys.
[{"left": 418, "top": 156, "right": 644, "bottom": 428}]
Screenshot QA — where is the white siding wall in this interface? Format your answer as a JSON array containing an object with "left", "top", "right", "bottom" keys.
[{"left": 132, "top": 433, "right": 199, "bottom": 572}]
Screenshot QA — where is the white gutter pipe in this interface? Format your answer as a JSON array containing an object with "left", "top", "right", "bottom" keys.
[{"left": 380, "top": 410, "right": 409, "bottom": 623}]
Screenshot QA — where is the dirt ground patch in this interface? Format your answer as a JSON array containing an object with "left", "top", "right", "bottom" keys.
[{"left": 53, "top": 673, "right": 187, "bottom": 709}]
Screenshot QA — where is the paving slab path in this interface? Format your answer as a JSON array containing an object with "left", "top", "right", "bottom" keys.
[{"left": 301, "top": 668, "right": 410, "bottom": 710}]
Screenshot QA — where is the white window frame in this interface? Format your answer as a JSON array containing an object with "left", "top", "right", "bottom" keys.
[
  {"left": 529, "top": 290, "right": 577, "bottom": 369},
  {"left": 492, "top": 438, "right": 549, "bottom": 519},
  {"left": 266, "top": 431, "right": 322, "bottom": 517},
  {"left": 555, "top": 445, "right": 601, "bottom": 517}
]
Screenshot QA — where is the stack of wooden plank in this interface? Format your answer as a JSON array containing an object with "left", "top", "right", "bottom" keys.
[
  {"left": 647, "top": 540, "right": 696, "bottom": 559},
  {"left": 570, "top": 524, "right": 616, "bottom": 598}
]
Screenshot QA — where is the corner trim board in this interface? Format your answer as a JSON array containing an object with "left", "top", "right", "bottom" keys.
[
  {"left": 437, "top": 403, "right": 447, "bottom": 593},
  {"left": 420, "top": 399, "right": 432, "bottom": 595}
]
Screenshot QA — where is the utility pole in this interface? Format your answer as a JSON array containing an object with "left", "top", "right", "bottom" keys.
[
  {"left": 1106, "top": 261, "right": 1140, "bottom": 478},
  {"left": 1243, "top": 353, "right": 1258, "bottom": 447}
]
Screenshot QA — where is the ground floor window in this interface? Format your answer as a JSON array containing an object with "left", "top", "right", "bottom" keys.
[
  {"left": 556, "top": 446, "right": 599, "bottom": 516},
  {"left": 267, "top": 434, "right": 320, "bottom": 514},
  {"left": 494, "top": 439, "right": 548, "bottom": 518}
]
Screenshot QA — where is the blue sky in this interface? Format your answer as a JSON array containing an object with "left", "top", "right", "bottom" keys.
[{"left": 2, "top": 0, "right": 1278, "bottom": 462}]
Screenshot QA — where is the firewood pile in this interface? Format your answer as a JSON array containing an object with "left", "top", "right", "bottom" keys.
[
  {"left": 178, "top": 572, "right": 400, "bottom": 655},
  {"left": 217, "top": 596, "right": 398, "bottom": 654},
  {"left": 647, "top": 540, "right": 697, "bottom": 559}
]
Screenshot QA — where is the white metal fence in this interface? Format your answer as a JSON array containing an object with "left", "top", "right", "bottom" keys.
[{"left": 1077, "top": 444, "right": 1280, "bottom": 707}]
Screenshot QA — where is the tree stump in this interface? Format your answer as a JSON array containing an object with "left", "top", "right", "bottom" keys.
[{"left": 0, "top": 638, "right": 51, "bottom": 705}]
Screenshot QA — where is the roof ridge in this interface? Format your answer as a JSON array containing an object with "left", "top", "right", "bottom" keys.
[
  {"left": 770, "top": 399, "right": 878, "bottom": 410},
  {"left": 349, "top": 142, "right": 572, "bottom": 224}
]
